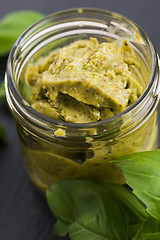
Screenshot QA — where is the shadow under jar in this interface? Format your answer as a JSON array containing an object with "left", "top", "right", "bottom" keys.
[{"left": 5, "top": 8, "right": 160, "bottom": 192}]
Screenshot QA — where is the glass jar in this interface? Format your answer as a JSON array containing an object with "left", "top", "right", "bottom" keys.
[{"left": 5, "top": 8, "right": 160, "bottom": 192}]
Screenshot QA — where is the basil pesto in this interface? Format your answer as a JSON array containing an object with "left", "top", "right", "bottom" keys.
[
  {"left": 20, "top": 38, "right": 158, "bottom": 191},
  {"left": 25, "top": 38, "right": 144, "bottom": 123}
]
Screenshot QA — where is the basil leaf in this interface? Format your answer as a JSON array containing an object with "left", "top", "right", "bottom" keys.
[
  {"left": 129, "top": 223, "right": 144, "bottom": 240},
  {"left": 101, "top": 181, "right": 148, "bottom": 223},
  {"left": 53, "top": 219, "right": 68, "bottom": 237},
  {"left": 145, "top": 233, "right": 160, "bottom": 240},
  {"left": 142, "top": 216, "right": 160, "bottom": 234},
  {"left": 0, "top": 81, "right": 6, "bottom": 103},
  {"left": 47, "top": 180, "right": 129, "bottom": 240},
  {"left": 101, "top": 181, "right": 149, "bottom": 239},
  {"left": 138, "top": 218, "right": 160, "bottom": 239},
  {"left": 114, "top": 150, "right": 160, "bottom": 221},
  {"left": 133, "top": 230, "right": 146, "bottom": 240},
  {"left": 68, "top": 221, "right": 112, "bottom": 240},
  {"left": 0, "top": 11, "right": 44, "bottom": 55},
  {"left": 132, "top": 217, "right": 160, "bottom": 240}
]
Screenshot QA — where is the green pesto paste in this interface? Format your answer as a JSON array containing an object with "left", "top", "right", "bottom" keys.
[
  {"left": 20, "top": 38, "right": 157, "bottom": 192},
  {"left": 25, "top": 38, "right": 144, "bottom": 123}
]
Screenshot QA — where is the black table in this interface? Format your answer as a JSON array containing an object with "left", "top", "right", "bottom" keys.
[{"left": 0, "top": 1, "right": 160, "bottom": 239}]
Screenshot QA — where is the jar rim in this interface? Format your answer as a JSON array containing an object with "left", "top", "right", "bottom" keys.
[{"left": 6, "top": 7, "right": 159, "bottom": 130}]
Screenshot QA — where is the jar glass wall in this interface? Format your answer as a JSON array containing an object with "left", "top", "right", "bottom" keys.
[{"left": 5, "top": 9, "right": 160, "bottom": 192}]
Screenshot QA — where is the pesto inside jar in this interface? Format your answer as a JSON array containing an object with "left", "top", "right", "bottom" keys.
[
  {"left": 16, "top": 37, "right": 158, "bottom": 192},
  {"left": 25, "top": 37, "right": 144, "bottom": 123}
]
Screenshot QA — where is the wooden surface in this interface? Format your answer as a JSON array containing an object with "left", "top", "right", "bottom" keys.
[{"left": 0, "top": 0, "right": 160, "bottom": 239}]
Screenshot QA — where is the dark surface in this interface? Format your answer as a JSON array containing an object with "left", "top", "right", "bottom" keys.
[{"left": 0, "top": 1, "right": 160, "bottom": 239}]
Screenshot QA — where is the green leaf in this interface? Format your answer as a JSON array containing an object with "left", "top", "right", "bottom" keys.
[
  {"left": 53, "top": 219, "right": 68, "bottom": 237},
  {"left": 68, "top": 221, "right": 110, "bottom": 240},
  {"left": 145, "top": 233, "right": 160, "bottom": 240},
  {"left": 0, "top": 10, "right": 44, "bottom": 55},
  {"left": 129, "top": 223, "right": 144, "bottom": 240},
  {"left": 0, "top": 81, "right": 6, "bottom": 103},
  {"left": 142, "top": 216, "right": 160, "bottom": 234},
  {"left": 101, "top": 181, "right": 148, "bottom": 223},
  {"left": 132, "top": 217, "right": 160, "bottom": 240},
  {"left": 101, "top": 181, "right": 149, "bottom": 239},
  {"left": 133, "top": 230, "right": 146, "bottom": 240},
  {"left": 114, "top": 150, "right": 160, "bottom": 221},
  {"left": 46, "top": 180, "right": 129, "bottom": 240}
]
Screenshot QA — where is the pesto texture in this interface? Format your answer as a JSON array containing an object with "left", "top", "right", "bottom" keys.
[{"left": 25, "top": 38, "right": 144, "bottom": 123}]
